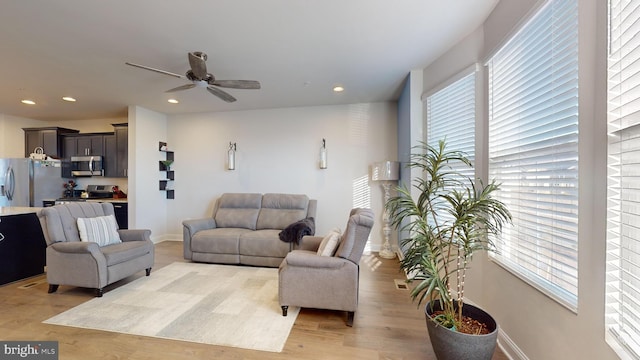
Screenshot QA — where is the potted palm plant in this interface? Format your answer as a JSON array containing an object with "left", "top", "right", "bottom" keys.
[{"left": 386, "top": 140, "right": 511, "bottom": 360}]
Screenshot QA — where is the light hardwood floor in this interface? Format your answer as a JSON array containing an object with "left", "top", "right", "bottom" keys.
[{"left": 0, "top": 241, "right": 509, "bottom": 359}]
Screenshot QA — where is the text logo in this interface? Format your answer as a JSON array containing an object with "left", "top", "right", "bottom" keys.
[{"left": 1, "top": 342, "right": 58, "bottom": 360}]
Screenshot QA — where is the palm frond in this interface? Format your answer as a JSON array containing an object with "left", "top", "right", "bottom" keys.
[{"left": 387, "top": 139, "right": 512, "bottom": 325}]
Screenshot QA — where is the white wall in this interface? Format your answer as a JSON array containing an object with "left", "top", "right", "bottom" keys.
[
  {"left": 0, "top": 114, "right": 49, "bottom": 158},
  {"left": 128, "top": 106, "right": 169, "bottom": 241},
  {"left": 162, "top": 102, "right": 398, "bottom": 249},
  {"left": 419, "top": 1, "right": 615, "bottom": 359}
]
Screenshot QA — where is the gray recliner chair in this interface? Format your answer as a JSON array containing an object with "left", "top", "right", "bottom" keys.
[
  {"left": 39, "top": 202, "right": 154, "bottom": 297},
  {"left": 278, "top": 208, "right": 374, "bottom": 326}
]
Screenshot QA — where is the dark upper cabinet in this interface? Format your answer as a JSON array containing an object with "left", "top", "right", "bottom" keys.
[
  {"left": 27, "top": 124, "right": 128, "bottom": 178},
  {"left": 23, "top": 127, "right": 78, "bottom": 158},
  {"left": 65, "top": 135, "right": 104, "bottom": 156},
  {"left": 115, "top": 124, "right": 128, "bottom": 177},
  {"left": 62, "top": 133, "right": 110, "bottom": 178},
  {"left": 103, "top": 124, "right": 128, "bottom": 178},
  {"left": 103, "top": 134, "right": 117, "bottom": 177}
]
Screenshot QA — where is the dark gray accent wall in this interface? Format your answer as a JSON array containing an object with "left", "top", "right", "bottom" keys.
[
  {"left": 397, "top": 74, "right": 411, "bottom": 190},
  {"left": 396, "top": 74, "right": 412, "bottom": 255}
]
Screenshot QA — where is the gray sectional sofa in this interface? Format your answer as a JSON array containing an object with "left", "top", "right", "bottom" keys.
[{"left": 182, "top": 193, "right": 317, "bottom": 267}]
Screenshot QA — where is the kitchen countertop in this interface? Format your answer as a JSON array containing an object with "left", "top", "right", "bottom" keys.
[
  {"left": 53, "top": 197, "right": 128, "bottom": 203},
  {"left": 87, "top": 198, "right": 128, "bottom": 203},
  {"left": 0, "top": 207, "right": 43, "bottom": 216}
]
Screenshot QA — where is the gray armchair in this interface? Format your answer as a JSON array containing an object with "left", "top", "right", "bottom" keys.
[
  {"left": 39, "top": 202, "right": 154, "bottom": 297},
  {"left": 278, "top": 208, "right": 374, "bottom": 326}
]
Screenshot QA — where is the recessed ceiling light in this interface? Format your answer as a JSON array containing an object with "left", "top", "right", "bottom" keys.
[
  {"left": 168, "top": 99, "right": 179, "bottom": 104},
  {"left": 333, "top": 86, "right": 344, "bottom": 92},
  {"left": 62, "top": 97, "right": 76, "bottom": 102},
  {"left": 21, "top": 99, "right": 36, "bottom": 105}
]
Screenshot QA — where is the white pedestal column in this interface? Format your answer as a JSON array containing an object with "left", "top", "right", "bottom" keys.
[{"left": 378, "top": 181, "right": 396, "bottom": 259}]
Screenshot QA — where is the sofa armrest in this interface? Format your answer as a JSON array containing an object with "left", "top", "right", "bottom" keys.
[
  {"left": 49, "top": 241, "right": 102, "bottom": 256},
  {"left": 183, "top": 218, "right": 216, "bottom": 235},
  {"left": 182, "top": 218, "right": 216, "bottom": 260},
  {"left": 118, "top": 229, "right": 152, "bottom": 242},
  {"left": 283, "top": 250, "right": 345, "bottom": 269},
  {"left": 298, "top": 235, "right": 323, "bottom": 251}
]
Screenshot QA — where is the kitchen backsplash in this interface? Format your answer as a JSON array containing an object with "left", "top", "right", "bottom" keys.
[{"left": 73, "top": 177, "right": 128, "bottom": 194}]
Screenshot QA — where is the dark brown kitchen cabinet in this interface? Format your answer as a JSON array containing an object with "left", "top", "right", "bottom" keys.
[
  {"left": 112, "top": 202, "right": 128, "bottom": 229},
  {"left": 104, "top": 124, "right": 128, "bottom": 177},
  {"left": 103, "top": 134, "right": 117, "bottom": 177},
  {"left": 62, "top": 133, "right": 110, "bottom": 177},
  {"left": 64, "top": 134, "right": 105, "bottom": 156},
  {"left": 114, "top": 124, "right": 128, "bottom": 177},
  {"left": 23, "top": 127, "right": 78, "bottom": 158}
]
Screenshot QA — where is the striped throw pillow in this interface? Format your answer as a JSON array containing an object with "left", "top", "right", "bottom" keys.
[{"left": 77, "top": 215, "right": 122, "bottom": 247}]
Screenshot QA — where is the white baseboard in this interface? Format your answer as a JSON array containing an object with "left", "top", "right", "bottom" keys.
[
  {"left": 151, "top": 234, "right": 183, "bottom": 243},
  {"left": 497, "top": 329, "right": 529, "bottom": 360}
]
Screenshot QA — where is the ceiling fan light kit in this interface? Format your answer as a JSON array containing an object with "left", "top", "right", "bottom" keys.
[{"left": 126, "top": 51, "right": 260, "bottom": 103}]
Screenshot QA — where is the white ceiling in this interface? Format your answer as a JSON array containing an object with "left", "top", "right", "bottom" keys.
[{"left": 0, "top": 1, "right": 498, "bottom": 121}]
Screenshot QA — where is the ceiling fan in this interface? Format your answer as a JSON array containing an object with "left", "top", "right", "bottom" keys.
[{"left": 125, "top": 51, "right": 260, "bottom": 103}]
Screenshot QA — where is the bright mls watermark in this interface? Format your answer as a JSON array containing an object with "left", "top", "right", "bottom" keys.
[{"left": 1, "top": 342, "right": 58, "bottom": 359}]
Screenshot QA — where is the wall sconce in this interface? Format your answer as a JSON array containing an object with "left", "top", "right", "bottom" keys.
[
  {"left": 227, "top": 142, "right": 236, "bottom": 170},
  {"left": 319, "top": 138, "right": 327, "bottom": 169}
]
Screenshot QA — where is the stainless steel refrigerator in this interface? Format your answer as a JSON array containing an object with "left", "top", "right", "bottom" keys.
[{"left": 0, "top": 158, "right": 64, "bottom": 207}]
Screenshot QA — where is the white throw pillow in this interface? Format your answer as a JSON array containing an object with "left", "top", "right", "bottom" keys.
[
  {"left": 77, "top": 215, "right": 122, "bottom": 247},
  {"left": 317, "top": 228, "right": 342, "bottom": 256}
]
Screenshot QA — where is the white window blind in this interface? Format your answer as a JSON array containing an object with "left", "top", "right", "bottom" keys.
[
  {"left": 426, "top": 71, "right": 476, "bottom": 180},
  {"left": 487, "top": 0, "right": 579, "bottom": 309},
  {"left": 606, "top": 1, "right": 640, "bottom": 358}
]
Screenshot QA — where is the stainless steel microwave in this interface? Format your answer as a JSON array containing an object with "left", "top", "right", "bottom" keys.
[{"left": 70, "top": 156, "right": 103, "bottom": 176}]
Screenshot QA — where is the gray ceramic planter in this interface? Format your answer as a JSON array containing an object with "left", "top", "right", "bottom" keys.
[{"left": 425, "top": 300, "right": 498, "bottom": 360}]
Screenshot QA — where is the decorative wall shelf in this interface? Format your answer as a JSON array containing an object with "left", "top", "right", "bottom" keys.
[{"left": 158, "top": 142, "right": 175, "bottom": 199}]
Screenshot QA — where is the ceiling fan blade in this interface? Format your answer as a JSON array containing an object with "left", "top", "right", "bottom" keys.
[
  {"left": 207, "top": 86, "right": 237, "bottom": 102},
  {"left": 125, "top": 62, "right": 183, "bottom": 78},
  {"left": 166, "top": 83, "right": 196, "bottom": 93},
  {"left": 211, "top": 80, "right": 261, "bottom": 89},
  {"left": 188, "top": 52, "right": 208, "bottom": 80}
]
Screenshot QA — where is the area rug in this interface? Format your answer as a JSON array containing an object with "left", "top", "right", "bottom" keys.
[{"left": 43, "top": 262, "right": 300, "bottom": 352}]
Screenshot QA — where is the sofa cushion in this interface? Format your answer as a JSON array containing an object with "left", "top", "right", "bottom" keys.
[
  {"left": 101, "top": 240, "right": 152, "bottom": 266},
  {"left": 256, "top": 193, "right": 309, "bottom": 230},
  {"left": 239, "top": 230, "right": 291, "bottom": 258},
  {"left": 192, "top": 228, "right": 252, "bottom": 254},
  {"left": 41, "top": 202, "right": 115, "bottom": 244},
  {"left": 214, "top": 193, "right": 262, "bottom": 230}
]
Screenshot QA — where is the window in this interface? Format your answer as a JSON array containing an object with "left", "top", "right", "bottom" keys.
[
  {"left": 426, "top": 70, "right": 476, "bottom": 179},
  {"left": 606, "top": 1, "right": 640, "bottom": 358},
  {"left": 487, "top": 0, "right": 579, "bottom": 310}
]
